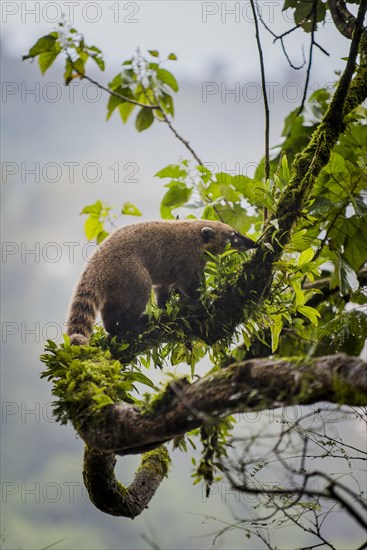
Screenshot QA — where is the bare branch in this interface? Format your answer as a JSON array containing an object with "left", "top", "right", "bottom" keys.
[
  {"left": 328, "top": 0, "right": 358, "bottom": 39},
  {"left": 297, "top": 0, "right": 318, "bottom": 115},
  {"left": 79, "top": 354, "right": 366, "bottom": 456},
  {"left": 250, "top": 0, "right": 270, "bottom": 224},
  {"left": 80, "top": 73, "right": 159, "bottom": 110},
  {"left": 70, "top": 61, "right": 204, "bottom": 166}
]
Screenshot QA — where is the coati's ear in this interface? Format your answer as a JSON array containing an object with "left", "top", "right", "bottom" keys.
[{"left": 201, "top": 226, "right": 217, "bottom": 243}]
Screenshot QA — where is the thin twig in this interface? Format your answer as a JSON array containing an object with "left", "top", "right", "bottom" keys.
[
  {"left": 250, "top": 0, "right": 270, "bottom": 224},
  {"left": 67, "top": 53, "right": 204, "bottom": 165},
  {"left": 257, "top": 12, "right": 306, "bottom": 69},
  {"left": 314, "top": 41, "right": 330, "bottom": 56},
  {"left": 297, "top": 0, "right": 318, "bottom": 115},
  {"left": 157, "top": 107, "right": 204, "bottom": 166},
  {"left": 81, "top": 73, "right": 159, "bottom": 110}
]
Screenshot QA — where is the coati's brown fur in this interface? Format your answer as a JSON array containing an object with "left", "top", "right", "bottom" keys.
[{"left": 66, "top": 220, "right": 258, "bottom": 345}]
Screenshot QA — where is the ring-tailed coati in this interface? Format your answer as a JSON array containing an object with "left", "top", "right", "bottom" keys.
[{"left": 66, "top": 220, "right": 258, "bottom": 345}]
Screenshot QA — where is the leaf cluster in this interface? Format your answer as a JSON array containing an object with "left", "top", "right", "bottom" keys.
[
  {"left": 22, "top": 20, "right": 178, "bottom": 133},
  {"left": 107, "top": 49, "right": 178, "bottom": 131},
  {"left": 80, "top": 199, "right": 142, "bottom": 244},
  {"left": 40, "top": 331, "right": 155, "bottom": 427},
  {"left": 22, "top": 20, "right": 104, "bottom": 80}
]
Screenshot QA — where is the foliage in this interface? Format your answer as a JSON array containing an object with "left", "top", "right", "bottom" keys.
[
  {"left": 22, "top": 19, "right": 178, "bottom": 133},
  {"left": 40, "top": 330, "right": 156, "bottom": 426}
]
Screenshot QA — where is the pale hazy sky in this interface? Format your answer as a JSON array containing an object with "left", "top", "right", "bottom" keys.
[{"left": 1, "top": 0, "right": 352, "bottom": 81}]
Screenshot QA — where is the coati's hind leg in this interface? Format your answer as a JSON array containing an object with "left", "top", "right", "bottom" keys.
[
  {"left": 101, "top": 266, "right": 152, "bottom": 339},
  {"left": 154, "top": 285, "right": 171, "bottom": 309},
  {"left": 101, "top": 304, "right": 123, "bottom": 338},
  {"left": 101, "top": 300, "right": 149, "bottom": 339},
  {"left": 178, "top": 275, "right": 202, "bottom": 303}
]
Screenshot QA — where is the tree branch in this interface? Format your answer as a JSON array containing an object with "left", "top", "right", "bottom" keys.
[
  {"left": 71, "top": 63, "right": 204, "bottom": 166},
  {"left": 80, "top": 354, "right": 366, "bottom": 516},
  {"left": 81, "top": 354, "right": 366, "bottom": 455},
  {"left": 250, "top": 0, "right": 270, "bottom": 224},
  {"left": 305, "top": 266, "right": 367, "bottom": 307},
  {"left": 82, "top": 446, "right": 170, "bottom": 518},
  {"left": 328, "top": 0, "right": 358, "bottom": 39},
  {"left": 297, "top": 0, "right": 318, "bottom": 115},
  {"left": 81, "top": 73, "right": 159, "bottom": 110}
]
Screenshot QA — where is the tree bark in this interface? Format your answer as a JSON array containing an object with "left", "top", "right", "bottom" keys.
[
  {"left": 79, "top": 354, "right": 367, "bottom": 455},
  {"left": 81, "top": 354, "right": 366, "bottom": 517}
]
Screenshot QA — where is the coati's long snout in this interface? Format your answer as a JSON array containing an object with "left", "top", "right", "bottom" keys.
[{"left": 231, "top": 232, "right": 258, "bottom": 250}]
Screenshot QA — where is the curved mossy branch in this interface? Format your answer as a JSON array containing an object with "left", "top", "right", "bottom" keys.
[
  {"left": 327, "top": 0, "right": 357, "bottom": 39},
  {"left": 82, "top": 446, "right": 170, "bottom": 518},
  {"left": 77, "top": 355, "right": 367, "bottom": 456}
]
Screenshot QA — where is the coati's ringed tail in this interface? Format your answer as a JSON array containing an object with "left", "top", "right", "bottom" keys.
[{"left": 67, "top": 273, "right": 100, "bottom": 346}]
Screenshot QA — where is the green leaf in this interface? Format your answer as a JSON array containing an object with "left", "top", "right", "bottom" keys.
[
  {"left": 280, "top": 154, "right": 290, "bottom": 182},
  {"left": 290, "top": 229, "right": 312, "bottom": 251},
  {"left": 109, "top": 73, "right": 122, "bottom": 90},
  {"left": 116, "top": 101, "right": 134, "bottom": 123},
  {"left": 215, "top": 204, "right": 253, "bottom": 234},
  {"left": 202, "top": 205, "right": 217, "bottom": 220},
  {"left": 339, "top": 258, "right": 359, "bottom": 295},
  {"left": 80, "top": 200, "right": 103, "bottom": 215},
  {"left": 148, "top": 49, "right": 159, "bottom": 57},
  {"left": 155, "top": 165, "right": 187, "bottom": 179},
  {"left": 292, "top": 281, "right": 306, "bottom": 306},
  {"left": 197, "top": 165, "right": 212, "bottom": 183},
  {"left": 135, "top": 107, "right": 154, "bottom": 132},
  {"left": 297, "top": 305, "right": 320, "bottom": 326},
  {"left": 168, "top": 53, "right": 177, "bottom": 60},
  {"left": 38, "top": 49, "right": 60, "bottom": 75},
  {"left": 120, "top": 69, "right": 136, "bottom": 86},
  {"left": 92, "top": 393, "right": 114, "bottom": 408},
  {"left": 159, "top": 92, "right": 174, "bottom": 116},
  {"left": 106, "top": 92, "right": 123, "bottom": 120},
  {"left": 318, "top": 311, "right": 367, "bottom": 356},
  {"left": 121, "top": 202, "right": 142, "bottom": 216},
  {"left": 91, "top": 55, "right": 105, "bottom": 71},
  {"left": 96, "top": 230, "right": 109, "bottom": 244},
  {"left": 286, "top": 0, "right": 326, "bottom": 32},
  {"left": 156, "top": 68, "right": 179, "bottom": 92},
  {"left": 297, "top": 248, "right": 314, "bottom": 266},
  {"left": 73, "top": 57, "right": 85, "bottom": 76},
  {"left": 23, "top": 35, "right": 57, "bottom": 60},
  {"left": 343, "top": 214, "right": 367, "bottom": 271},
  {"left": 124, "top": 371, "right": 156, "bottom": 389},
  {"left": 160, "top": 184, "right": 192, "bottom": 219},
  {"left": 84, "top": 217, "right": 103, "bottom": 240},
  {"left": 64, "top": 57, "right": 74, "bottom": 85},
  {"left": 270, "top": 315, "right": 283, "bottom": 353}
]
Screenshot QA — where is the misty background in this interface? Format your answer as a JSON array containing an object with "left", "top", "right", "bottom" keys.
[{"left": 1, "top": 1, "right": 365, "bottom": 549}]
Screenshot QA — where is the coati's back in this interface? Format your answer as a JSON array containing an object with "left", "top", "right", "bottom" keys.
[
  {"left": 66, "top": 220, "right": 258, "bottom": 345},
  {"left": 97, "top": 220, "right": 218, "bottom": 281}
]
